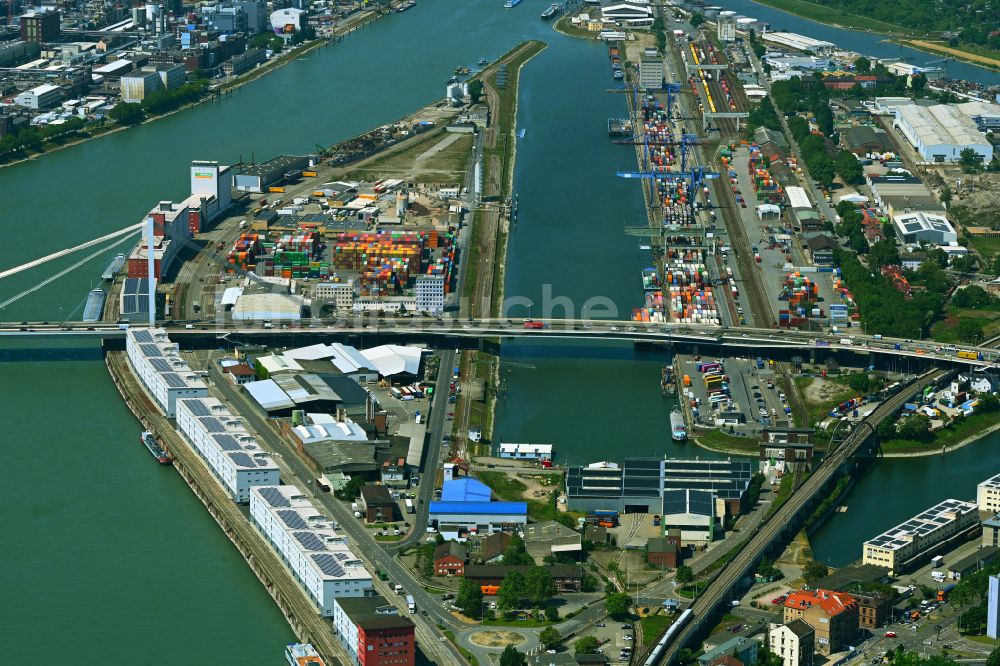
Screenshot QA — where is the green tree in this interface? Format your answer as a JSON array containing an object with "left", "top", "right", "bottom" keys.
[
  {"left": 544, "top": 604, "right": 559, "bottom": 621},
  {"left": 955, "top": 318, "right": 985, "bottom": 343},
  {"left": 848, "top": 373, "right": 872, "bottom": 392},
  {"left": 676, "top": 565, "right": 694, "bottom": 584},
  {"left": 498, "top": 570, "right": 526, "bottom": 611},
  {"left": 110, "top": 102, "right": 144, "bottom": 125},
  {"left": 952, "top": 254, "right": 977, "bottom": 273},
  {"left": 539, "top": 626, "right": 562, "bottom": 650},
  {"left": 575, "top": 636, "right": 601, "bottom": 654},
  {"left": 468, "top": 79, "right": 484, "bottom": 104},
  {"left": 986, "top": 645, "right": 1000, "bottom": 666},
  {"left": 977, "top": 393, "right": 999, "bottom": 415},
  {"left": 854, "top": 56, "right": 871, "bottom": 73},
  {"left": 959, "top": 148, "right": 983, "bottom": 174},
  {"left": 335, "top": 474, "right": 364, "bottom": 500},
  {"left": 690, "top": 13, "right": 705, "bottom": 27},
  {"left": 869, "top": 238, "right": 901, "bottom": 271},
  {"left": 457, "top": 578, "right": 484, "bottom": 619},
  {"left": 503, "top": 535, "right": 534, "bottom": 565},
  {"left": 525, "top": 567, "right": 556, "bottom": 607},
  {"left": 500, "top": 645, "right": 527, "bottom": 666},
  {"left": 606, "top": 592, "right": 632, "bottom": 618},
  {"left": 835, "top": 150, "right": 864, "bottom": 185},
  {"left": 803, "top": 559, "right": 829, "bottom": 583},
  {"left": 896, "top": 414, "right": 934, "bottom": 442}
]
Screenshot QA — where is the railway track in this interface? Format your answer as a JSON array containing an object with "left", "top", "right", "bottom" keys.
[{"left": 654, "top": 368, "right": 947, "bottom": 664}]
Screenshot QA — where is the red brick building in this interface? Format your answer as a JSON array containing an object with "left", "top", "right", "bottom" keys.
[
  {"left": 333, "top": 595, "right": 415, "bottom": 666},
  {"left": 647, "top": 537, "right": 680, "bottom": 568},
  {"left": 434, "top": 541, "right": 467, "bottom": 576}
]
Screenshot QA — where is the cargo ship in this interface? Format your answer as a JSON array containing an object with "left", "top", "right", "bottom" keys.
[
  {"left": 102, "top": 253, "right": 126, "bottom": 281},
  {"left": 540, "top": 4, "right": 559, "bottom": 19},
  {"left": 661, "top": 365, "right": 676, "bottom": 396},
  {"left": 504, "top": 0, "right": 522, "bottom": 8},
  {"left": 670, "top": 408, "right": 687, "bottom": 442},
  {"left": 82, "top": 288, "right": 107, "bottom": 322},
  {"left": 286, "top": 643, "right": 325, "bottom": 666},
  {"left": 608, "top": 118, "right": 633, "bottom": 137},
  {"left": 396, "top": 0, "right": 416, "bottom": 11},
  {"left": 141, "top": 431, "right": 173, "bottom": 465}
]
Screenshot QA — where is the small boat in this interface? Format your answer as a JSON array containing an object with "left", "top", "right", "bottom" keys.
[
  {"left": 396, "top": 0, "right": 416, "bottom": 11},
  {"left": 504, "top": 0, "right": 522, "bottom": 7},
  {"left": 102, "top": 253, "right": 126, "bottom": 281},
  {"left": 661, "top": 365, "right": 676, "bottom": 396},
  {"left": 670, "top": 408, "right": 687, "bottom": 442},
  {"left": 454, "top": 65, "right": 470, "bottom": 75},
  {"left": 141, "top": 431, "right": 173, "bottom": 465},
  {"left": 286, "top": 643, "right": 325, "bottom": 666},
  {"left": 613, "top": 70, "right": 624, "bottom": 80},
  {"left": 478, "top": 57, "right": 488, "bottom": 66},
  {"left": 541, "top": 3, "right": 559, "bottom": 19}
]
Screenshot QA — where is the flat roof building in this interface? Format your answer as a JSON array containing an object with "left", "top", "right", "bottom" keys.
[
  {"left": 894, "top": 104, "right": 992, "bottom": 165},
  {"left": 332, "top": 595, "right": 415, "bottom": 666},
  {"left": 862, "top": 498, "right": 978, "bottom": 573},
  {"left": 761, "top": 31, "right": 835, "bottom": 54},
  {"left": 176, "top": 397, "right": 280, "bottom": 503},
  {"left": 769, "top": 620, "right": 814, "bottom": 666},
  {"left": 250, "top": 485, "right": 373, "bottom": 616},
  {"left": 956, "top": 101, "right": 1000, "bottom": 132},
  {"left": 498, "top": 443, "right": 553, "bottom": 460},
  {"left": 978, "top": 473, "right": 1000, "bottom": 514},
  {"left": 235, "top": 154, "right": 311, "bottom": 192},
  {"left": 639, "top": 55, "right": 664, "bottom": 90},
  {"left": 14, "top": 83, "right": 61, "bottom": 109},
  {"left": 125, "top": 328, "right": 208, "bottom": 417},
  {"left": 523, "top": 520, "right": 583, "bottom": 561},
  {"left": 892, "top": 212, "right": 957, "bottom": 246}
]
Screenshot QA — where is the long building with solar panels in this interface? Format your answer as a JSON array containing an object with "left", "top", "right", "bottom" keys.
[
  {"left": 565, "top": 458, "right": 753, "bottom": 524},
  {"left": 250, "top": 485, "right": 373, "bottom": 615},
  {"left": 176, "top": 397, "right": 280, "bottom": 503},
  {"left": 862, "top": 498, "right": 978, "bottom": 573},
  {"left": 125, "top": 327, "right": 208, "bottom": 417}
]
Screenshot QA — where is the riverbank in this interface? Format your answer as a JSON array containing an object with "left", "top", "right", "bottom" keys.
[
  {"left": 894, "top": 40, "right": 1000, "bottom": 73},
  {"left": 693, "top": 429, "right": 758, "bottom": 456},
  {"left": 0, "top": 8, "right": 387, "bottom": 172},
  {"left": 881, "top": 414, "right": 1000, "bottom": 457},
  {"left": 553, "top": 13, "right": 595, "bottom": 40}
]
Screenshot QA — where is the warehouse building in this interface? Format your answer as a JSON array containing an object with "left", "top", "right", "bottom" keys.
[
  {"left": 662, "top": 488, "right": 716, "bottom": 542},
  {"left": 332, "top": 595, "right": 415, "bottom": 666},
  {"left": 176, "top": 397, "right": 280, "bottom": 503},
  {"left": 250, "top": 485, "right": 373, "bottom": 616},
  {"left": 978, "top": 473, "right": 1000, "bottom": 514},
  {"left": 894, "top": 104, "right": 992, "bottom": 165},
  {"left": 14, "top": 83, "right": 61, "bottom": 109},
  {"left": 125, "top": 328, "right": 207, "bottom": 417},
  {"left": 600, "top": 2, "right": 654, "bottom": 27},
  {"left": 840, "top": 126, "right": 891, "bottom": 156},
  {"left": 761, "top": 32, "right": 835, "bottom": 54},
  {"left": 892, "top": 212, "right": 957, "bottom": 245},
  {"left": 862, "top": 498, "right": 979, "bottom": 573},
  {"left": 523, "top": 520, "right": 582, "bottom": 561},
  {"left": 234, "top": 155, "right": 311, "bottom": 192},
  {"left": 866, "top": 174, "right": 943, "bottom": 219},
  {"left": 956, "top": 101, "right": 1000, "bottom": 133},
  {"left": 498, "top": 443, "right": 553, "bottom": 460},
  {"left": 120, "top": 69, "right": 163, "bottom": 102},
  {"left": 565, "top": 458, "right": 752, "bottom": 516},
  {"left": 231, "top": 292, "right": 304, "bottom": 322}
]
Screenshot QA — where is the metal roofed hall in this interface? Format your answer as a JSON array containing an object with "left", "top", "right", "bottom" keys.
[
  {"left": 441, "top": 477, "right": 493, "bottom": 502},
  {"left": 244, "top": 379, "right": 296, "bottom": 411},
  {"left": 360, "top": 344, "right": 424, "bottom": 377},
  {"left": 427, "top": 501, "right": 528, "bottom": 515}
]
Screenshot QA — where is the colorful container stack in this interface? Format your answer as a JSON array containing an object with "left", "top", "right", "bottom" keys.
[
  {"left": 641, "top": 267, "right": 662, "bottom": 291},
  {"left": 225, "top": 233, "right": 262, "bottom": 274},
  {"left": 747, "top": 144, "right": 783, "bottom": 204}
]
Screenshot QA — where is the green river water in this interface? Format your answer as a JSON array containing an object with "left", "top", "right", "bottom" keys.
[{"left": 1, "top": 1, "right": 999, "bottom": 661}]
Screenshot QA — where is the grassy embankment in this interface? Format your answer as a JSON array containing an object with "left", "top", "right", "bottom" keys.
[
  {"left": 931, "top": 302, "right": 1000, "bottom": 344},
  {"left": 477, "top": 470, "right": 576, "bottom": 524},
  {"left": 695, "top": 429, "right": 759, "bottom": 455},
  {"left": 553, "top": 13, "right": 597, "bottom": 40},
  {"left": 899, "top": 40, "right": 1000, "bottom": 72},
  {"left": 794, "top": 375, "right": 858, "bottom": 426},
  {"left": 881, "top": 409, "right": 1000, "bottom": 455}
]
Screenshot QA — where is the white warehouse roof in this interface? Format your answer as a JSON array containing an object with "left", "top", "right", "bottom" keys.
[
  {"left": 895, "top": 104, "right": 987, "bottom": 150},
  {"left": 361, "top": 345, "right": 424, "bottom": 377},
  {"left": 256, "top": 354, "right": 303, "bottom": 375},
  {"left": 329, "top": 343, "right": 377, "bottom": 375},
  {"left": 785, "top": 186, "right": 812, "bottom": 209},
  {"left": 244, "top": 379, "right": 295, "bottom": 410},
  {"left": 232, "top": 292, "right": 303, "bottom": 321},
  {"left": 761, "top": 32, "right": 835, "bottom": 52}
]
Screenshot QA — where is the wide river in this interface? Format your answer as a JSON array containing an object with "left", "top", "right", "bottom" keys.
[{"left": 1, "top": 1, "right": 997, "bottom": 660}]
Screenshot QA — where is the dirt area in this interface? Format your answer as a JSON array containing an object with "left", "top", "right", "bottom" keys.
[
  {"left": 801, "top": 377, "right": 845, "bottom": 404},
  {"left": 343, "top": 129, "right": 473, "bottom": 183},
  {"left": 624, "top": 32, "right": 657, "bottom": 62},
  {"left": 518, "top": 472, "right": 560, "bottom": 501},
  {"left": 902, "top": 40, "right": 1000, "bottom": 69},
  {"left": 470, "top": 630, "right": 526, "bottom": 647}
]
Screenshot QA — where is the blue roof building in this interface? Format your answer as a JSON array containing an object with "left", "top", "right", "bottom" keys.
[
  {"left": 429, "top": 477, "right": 528, "bottom": 539},
  {"left": 441, "top": 477, "right": 493, "bottom": 502}
]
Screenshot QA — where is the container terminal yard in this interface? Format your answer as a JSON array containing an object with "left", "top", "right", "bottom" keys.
[{"left": 4, "top": 2, "right": 1000, "bottom": 665}]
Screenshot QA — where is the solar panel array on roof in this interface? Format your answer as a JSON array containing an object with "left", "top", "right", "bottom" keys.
[
  {"left": 260, "top": 487, "right": 290, "bottom": 508},
  {"left": 186, "top": 400, "right": 211, "bottom": 416},
  {"left": 149, "top": 357, "right": 174, "bottom": 372},
  {"left": 139, "top": 343, "right": 161, "bottom": 357},
  {"left": 295, "top": 531, "right": 326, "bottom": 551},
  {"left": 199, "top": 417, "right": 227, "bottom": 432},
  {"left": 162, "top": 373, "right": 187, "bottom": 388},
  {"left": 229, "top": 452, "right": 254, "bottom": 468},
  {"left": 132, "top": 329, "right": 154, "bottom": 343},
  {"left": 312, "top": 553, "right": 345, "bottom": 577},
  {"left": 212, "top": 433, "right": 241, "bottom": 451},
  {"left": 279, "top": 509, "right": 308, "bottom": 530}
]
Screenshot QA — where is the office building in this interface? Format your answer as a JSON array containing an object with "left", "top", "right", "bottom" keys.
[
  {"left": 892, "top": 212, "right": 957, "bottom": 246},
  {"left": 125, "top": 328, "right": 208, "bottom": 417},
  {"left": 150, "top": 63, "right": 186, "bottom": 91},
  {"left": 894, "top": 104, "right": 992, "bottom": 165},
  {"left": 434, "top": 542, "right": 467, "bottom": 576},
  {"left": 956, "top": 101, "right": 1000, "bottom": 132},
  {"left": 176, "top": 397, "right": 280, "bottom": 503},
  {"left": 978, "top": 473, "right": 1000, "bottom": 513},
  {"left": 769, "top": 621, "right": 814, "bottom": 666},
  {"left": 314, "top": 281, "right": 355, "bottom": 310},
  {"left": 250, "top": 485, "right": 373, "bottom": 616},
  {"left": 414, "top": 274, "right": 445, "bottom": 314},
  {"left": 717, "top": 14, "right": 736, "bottom": 42},
  {"left": 121, "top": 70, "right": 163, "bottom": 102},
  {"left": 14, "top": 83, "right": 62, "bottom": 109},
  {"left": 639, "top": 55, "right": 664, "bottom": 90},
  {"left": 332, "top": 595, "right": 415, "bottom": 666},
  {"left": 20, "top": 10, "right": 60, "bottom": 42},
  {"left": 862, "top": 498, "right": 978, "bottom": 572},
  {"left": 783, "top": 589, "right": 858, "bottom": 655},
  {"left": 984, "top": 514, "right": 1000, "bottom": 548}
]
